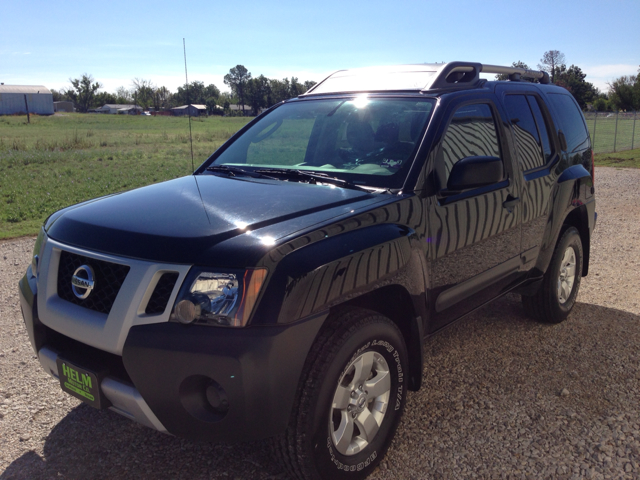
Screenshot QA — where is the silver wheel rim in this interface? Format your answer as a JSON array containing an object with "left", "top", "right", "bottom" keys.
[
  {"left": 557, "top": 246, "right": 577, "bottom": 304},
  {"left": 329, "top": 350, "right": 391, "bottom": 456}
]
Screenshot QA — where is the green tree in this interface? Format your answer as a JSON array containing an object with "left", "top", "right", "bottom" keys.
[
  {"left": 608, "top": 75, "right": 638, "bottom": 111},
  {"left": 554, "top": 65, "right": 599, "bottom": 110},
  {"left": 246, "top": 75, "right": 270, "bottom": 115},
  {"left": 116, "top": 87, "right": 133, "bottom": 104},
  {"left": 94, "top": 91, "right": 117, "bottom": 107},
  {"left": 69, "top": 74, "right": 102, "bottom": 113},
  {"left": 303, "top": 80, "right": 317, "bottom": 91},
  {"left": 152, "top": 86, "right": 172, "bottom": 111},
  {"left": 224, "top": 65, "right": 252, "bottom": 113},
  {"left": 538, "top": 50, "right": 566, "bottom": 83},
  {"left": 132, "top": 78, "right": 154, "bottom": 110}
]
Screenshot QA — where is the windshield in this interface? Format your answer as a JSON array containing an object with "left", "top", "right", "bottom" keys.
[{"left": 205, "top": 97, "right": 435, "bottom": 189}]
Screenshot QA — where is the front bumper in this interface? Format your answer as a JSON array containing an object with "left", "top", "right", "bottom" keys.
[{"left": 19, "top": 266, "right": 327, "bottom": 442}]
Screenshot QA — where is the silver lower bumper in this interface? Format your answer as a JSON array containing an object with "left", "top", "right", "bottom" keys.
[{"left": 38, "top": 347, "right": 168, "bottom": 434}]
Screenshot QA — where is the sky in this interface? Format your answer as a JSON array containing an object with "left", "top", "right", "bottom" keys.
[{"left": 2, "top": 0, "right": 638, "bottom": 95}]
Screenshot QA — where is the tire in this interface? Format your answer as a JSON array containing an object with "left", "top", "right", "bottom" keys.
[
  {"left": 522, "top": 226, "right": 583, "bottom": 323},
  {"left": 272, "top": 307, "right": 408, "bottom": 480}
]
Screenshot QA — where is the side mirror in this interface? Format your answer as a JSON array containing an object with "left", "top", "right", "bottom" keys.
[{"left": 446, "top": 156, "right": 504, "bottom": 192}]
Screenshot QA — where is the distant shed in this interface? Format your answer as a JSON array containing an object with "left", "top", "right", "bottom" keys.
[
  {"left": 171, "top": 104, "right": 207, "bottom": 117},
  {"left": 0, "top": 85, "right": 54, "bottom": 115}
]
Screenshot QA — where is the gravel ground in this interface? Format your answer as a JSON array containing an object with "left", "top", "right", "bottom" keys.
[{"left": 1, "top": 166, "right": 639, "bottom": 480}]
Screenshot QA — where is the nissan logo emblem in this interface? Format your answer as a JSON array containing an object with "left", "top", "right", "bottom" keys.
[{"left": 71, "top": 265, "right": 95, "bottom": 299}]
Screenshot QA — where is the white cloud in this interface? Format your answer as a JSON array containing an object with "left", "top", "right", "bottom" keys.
[{"left": 582, "top": 63, "right": 638, "bottom": 92}]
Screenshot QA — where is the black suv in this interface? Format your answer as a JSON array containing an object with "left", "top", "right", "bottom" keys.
[{"left": 19, "top": 62, "right": 596, "bottom": 480}]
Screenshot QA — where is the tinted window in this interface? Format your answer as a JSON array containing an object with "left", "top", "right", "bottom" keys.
[
  {"left": 437, "top": 103, "right": 501, "bottom": 187},
  {"left": 504, "top": 94, "right": 544, "bottom": 171},
  {"left": 548, "top": 93, "right": 589, "bottom": 153},
  {"left": 527, "top": 95, "right": 553, "bottom": 163}
]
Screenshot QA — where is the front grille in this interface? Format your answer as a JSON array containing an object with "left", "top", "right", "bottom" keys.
[
  {"left": 57, "top": 251, "right": 130, "bottom": 314},
  {"left": 145, "top": 272, "right": 179, "bottom": 315}
]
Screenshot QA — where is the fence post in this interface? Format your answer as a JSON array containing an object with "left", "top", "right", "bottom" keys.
[
  {"left": 632, "top": 110, "right": 637, "bottom": 151},
  {"left": 592, "top": 112, "right": 597, "bottom": 151},
  {"left": 613, "top": 111, "right": 619, "bottom": 153}
]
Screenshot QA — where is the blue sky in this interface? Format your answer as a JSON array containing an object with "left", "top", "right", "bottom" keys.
[{"left": 2, "top": 0, "right": 638, "bottom": 94}]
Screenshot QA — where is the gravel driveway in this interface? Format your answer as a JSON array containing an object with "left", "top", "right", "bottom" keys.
[{"left": 1, "top": 167, "right": 639, "bottom": 480}]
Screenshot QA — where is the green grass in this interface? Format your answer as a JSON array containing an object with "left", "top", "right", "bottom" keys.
[
  {"left": 584, "top": 113, "right": 640, "bottom": 154},
  {"left": 0, "top": 113, "right": 251, "bottom": 239},
  {"left": 594, "top": 147, "right": 640, "bottom": 168}
]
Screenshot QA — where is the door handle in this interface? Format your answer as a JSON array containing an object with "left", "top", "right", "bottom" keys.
[{"left": 502, "top": 196, "right": 520, "bottom": 211}]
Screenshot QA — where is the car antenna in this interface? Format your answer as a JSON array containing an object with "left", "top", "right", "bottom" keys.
[{"left": 183, "top": 38, "right": 195, "bottom": 173}]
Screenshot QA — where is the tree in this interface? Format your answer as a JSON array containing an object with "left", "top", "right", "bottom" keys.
[
  {"left": 152, "top": 86, "right": 172, "bottom": 111},
  {"left": 116, "top": 87, "right": 133, "bottom": 104},
  {"left": 224, "top": 65, "right": 252, "bottom": 113},
  {"left": 494, "top": 61, "right": 537, "bottom": 82},
  {"left": 94, "top": 91, "right": 117, "bottom": 107},
  {"left": 304, "top": 80, "right": 317, "bottom": 92},
  {"left": 538, "top": 50, "right": 566, "bottom": 83},
  {"left": 246, "top": 75, "right": 270, "bottom": 115},
  {"left": 554, "top": 65, "right": 599, "bottom": 110},
  {"left": 132, "top": 78, "right": 155, "bottom": 110},
  {"left": 69, "top": 74, "right": 102, "bottom": 113},
  {"left": 608, "top": 75, "right": 638, "bottom": 111}
]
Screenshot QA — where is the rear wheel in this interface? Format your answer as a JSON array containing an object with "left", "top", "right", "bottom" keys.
[
  {"left": 272, "top": 307, "right": 408, "bottom": 480},
  {"left": 522, "top": 226, "right": 583, "bottom": 323}
]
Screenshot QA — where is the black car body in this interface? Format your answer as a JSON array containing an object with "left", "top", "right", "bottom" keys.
[{"left": 19, "top": 62, "right": 596, "bottom": 479}]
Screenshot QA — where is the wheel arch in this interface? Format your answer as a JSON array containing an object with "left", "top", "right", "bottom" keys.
[
  {"left": 561, "top": 205, "right": 591, "bottom": 277},
  {"left": 337, "top": 284, "right": 424, "bottom": 392}
]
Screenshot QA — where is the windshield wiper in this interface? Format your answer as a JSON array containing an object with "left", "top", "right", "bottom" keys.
[
  {"left": 206, "top": 165, "right": 277, "bottom": 180},
  {"left": 254, "top": 168, "right": 373, "bottom": 193}
]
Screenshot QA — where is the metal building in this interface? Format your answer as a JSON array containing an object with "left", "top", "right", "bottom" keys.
[{"left": 0, "top": 85, "right": 54, "bottom": 115}]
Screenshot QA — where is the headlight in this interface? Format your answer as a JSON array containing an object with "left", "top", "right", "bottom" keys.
[
  {"left": 31, "top": 228, "right": 46, "bottom": 278},
  {"left": 170, "top": 268, "right": 267, "bottom": 327}
]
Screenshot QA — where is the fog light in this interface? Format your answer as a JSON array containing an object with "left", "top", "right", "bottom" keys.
[
  {"left": 179, "top": 375, "right": 230, "bottom": 423},
  {"left": 206, "top": 382, "right": 230, "bottom": 415}
]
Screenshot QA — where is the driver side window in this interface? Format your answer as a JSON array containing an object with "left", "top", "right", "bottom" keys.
[{"left": 436, "top": 103, "right": 502, "bottom": 189}]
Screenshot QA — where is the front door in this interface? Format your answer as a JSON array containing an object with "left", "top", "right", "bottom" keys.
[{"left": 427, "top": 98, "right": 522, "bottom": 331}]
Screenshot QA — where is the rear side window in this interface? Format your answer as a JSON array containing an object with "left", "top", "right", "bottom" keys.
[
  {"left": 437, "top": 103, "right": 501, "bottom": 186},
  {"left": 504, "top": 95, "right": 545, "bottom": 171},
  {"left": 548, "top": 93, "right": 589, "bottom": 153}
]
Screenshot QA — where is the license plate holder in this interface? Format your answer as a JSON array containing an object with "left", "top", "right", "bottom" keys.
[{"left": 56, "top": 357, "right": 106, "bottom": 409}]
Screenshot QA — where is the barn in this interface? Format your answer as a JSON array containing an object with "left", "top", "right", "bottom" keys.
[{"left": 0, "top": 85, "right": 54, "bottom": 115}]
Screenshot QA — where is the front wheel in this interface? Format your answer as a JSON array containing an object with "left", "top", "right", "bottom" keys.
[
  {"left": 522, "top": 226, "right": 583, "bottom": 323},
  {"left": 273, "top": 307, "right": 408, "bottom": 480}
]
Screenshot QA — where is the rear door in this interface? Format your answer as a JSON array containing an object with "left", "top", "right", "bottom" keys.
[
  {"left": 426, "top": 94, "right": 522, "bottom": 331},
  {"left": 496, "top": 84, "right": 561, "bottom": 269}
]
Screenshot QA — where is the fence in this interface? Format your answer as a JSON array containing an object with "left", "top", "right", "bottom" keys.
[{"left": 583, "top": 111, "right": 639, "bottom": 154}]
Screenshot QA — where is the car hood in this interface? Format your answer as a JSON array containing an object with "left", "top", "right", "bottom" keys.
[{"left": 45, "top": 175, "right": 386, "bottom": 265}]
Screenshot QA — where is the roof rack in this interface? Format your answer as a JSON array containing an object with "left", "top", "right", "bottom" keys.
[
  {"left": 302, "top": 62, "right": 550, "bottom": 96},
  {"left": 424, "top": 62, "right": 550, "bottom": 91}
]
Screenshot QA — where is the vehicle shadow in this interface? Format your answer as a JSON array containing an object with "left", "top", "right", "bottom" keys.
[{"left": 2, "top": 295, "right": 638, "bottom": 480}]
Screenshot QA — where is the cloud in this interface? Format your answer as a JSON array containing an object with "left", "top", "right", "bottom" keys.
[{"left": 582, "top": 63, "right": 638, "bottom": 92}]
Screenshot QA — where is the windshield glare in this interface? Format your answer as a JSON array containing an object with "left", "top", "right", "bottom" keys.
[{"left": 207, "top": 97, "right": 434, "bottom": 189}]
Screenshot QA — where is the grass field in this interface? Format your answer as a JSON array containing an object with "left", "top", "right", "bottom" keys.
[
  {"left": 1, "top": 112, "right": 639, "bottom": 240},
  {"left": 584, "top": 112, "right": 640, "bottom": 154},
  {"left": 0, "top": 113, "right": 251, "bottom": 239}
]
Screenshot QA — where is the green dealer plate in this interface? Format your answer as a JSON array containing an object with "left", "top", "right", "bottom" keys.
[{"left": 56, "top": 358, "right": 102, "bottom": 409}]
